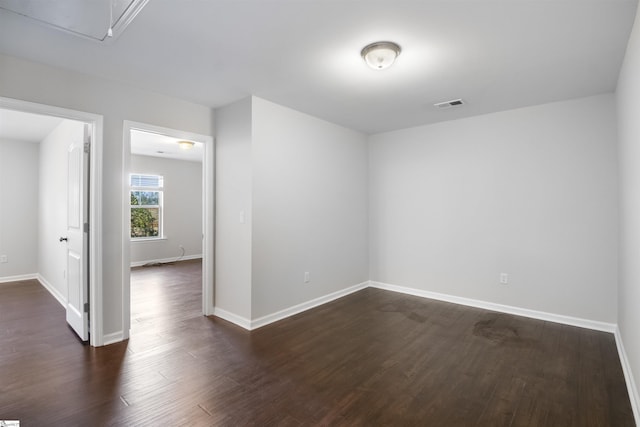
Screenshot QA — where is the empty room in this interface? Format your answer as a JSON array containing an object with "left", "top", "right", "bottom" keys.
[{"left": 1, "top": 0, "right": 640, "bottom": 425}]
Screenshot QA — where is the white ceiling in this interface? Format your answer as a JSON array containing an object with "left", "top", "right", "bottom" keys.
[
  {"left": 0, "top": 108, "right": 201, "bottom": 161},
  {"left": 0, "top": 0, "right": 637, "bottom": 134},
  {"left": 131, "top": 129, "right": 203, "bottom": 163},
  {"left": 0, "top": 108, "right": 63, "bottom": 143}
]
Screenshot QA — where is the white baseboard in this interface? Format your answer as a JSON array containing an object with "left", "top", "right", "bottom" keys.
[
  {"left": 212, "top": 279, "right": 616, "bottom": 334},
  {"left": 212, "top": 307, "right": 252, "bottom": 330},
  {"left": 37, "top": 274, "right": 66, "bottom": 308},
  {"left": 210, "top": 282, "right": 370, "bottom": 331},
  {"left": 130, "top": 254, "right": 202, "bottom": 268},
  {"left": 103, "top": 331, "right": 125, "bottom": 346},
  {"left": 249, "top": 281, "right": 370, "bottom": 330},
  {"left": 369, "top": 281, "right": 617, "bottom": 333},
  {"left": 0, "top": 273, "right": 38, "bottom": 284},
  {"left": 615, "top": 327, "right": 640, "bottom": 425}
]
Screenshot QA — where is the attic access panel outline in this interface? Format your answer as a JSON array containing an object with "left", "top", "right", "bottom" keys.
[{"left": 0, "top": 0, "right": 148, "bottom": 42}]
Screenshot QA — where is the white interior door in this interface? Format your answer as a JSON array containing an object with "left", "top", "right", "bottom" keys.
[{"left": 64, "top": 124, "right": 90, "bottom": 341}]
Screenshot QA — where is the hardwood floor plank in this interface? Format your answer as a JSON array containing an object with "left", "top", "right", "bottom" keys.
[{"left": 0, "top": 262, "right": 634, "bottom": 426}]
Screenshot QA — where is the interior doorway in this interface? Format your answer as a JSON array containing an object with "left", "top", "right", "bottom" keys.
[
  {"left": 122, "top": 121, "right": 214, "bottom": 340},
  {"left": 0, "top": 96, "right": 104, "bottom": 346}
]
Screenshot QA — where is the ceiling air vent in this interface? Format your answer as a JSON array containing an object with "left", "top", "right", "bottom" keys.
[{"left": 434, "top": 99, "right": 465, "bottom": 109}]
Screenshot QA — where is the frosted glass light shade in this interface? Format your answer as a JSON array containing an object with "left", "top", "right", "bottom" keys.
[{"left": 361, "top": 41, "right": 401, "bottom": 70}]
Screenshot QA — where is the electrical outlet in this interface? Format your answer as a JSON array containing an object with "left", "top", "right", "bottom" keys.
[
  {"left": 500, "top": 273, "right": 508, "bottom": 285},
  {"left": 0, "top": 255, "right": 7, "bottom": 263},
  {"left": 304, "top": 272, "right": 310, "bottom": 283}
]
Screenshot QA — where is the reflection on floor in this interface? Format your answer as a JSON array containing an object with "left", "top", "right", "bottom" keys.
[{"left": 130, "top": 259, "right": 202, "bottom": 354}]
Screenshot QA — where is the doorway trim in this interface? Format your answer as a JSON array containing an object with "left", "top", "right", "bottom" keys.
[
  {"left": 122, "top": 121, "right": 214, "bottom": 339},
  {"left": 0, "top": 96, "right": 104, "bottom": 347}
]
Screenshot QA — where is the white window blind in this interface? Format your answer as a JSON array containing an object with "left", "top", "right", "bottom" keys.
[{"left": 131, "top": 174, "right": 163, "bottom": 188}]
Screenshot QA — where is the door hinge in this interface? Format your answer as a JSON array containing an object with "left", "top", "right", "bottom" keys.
[
  {"left": 84, "top": 142, "right": 90, "bottom": 153},
  {"left": 84, "top": 302, "right": 89, "bottom": 313},
  {"left": 84, "top": 222, "right": 89, "bottom": 233}
]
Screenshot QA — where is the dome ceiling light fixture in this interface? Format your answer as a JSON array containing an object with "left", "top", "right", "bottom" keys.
[
  {"left": 361, "top": 41, "right": 402, "bottom": 70},
  {"left": 178, "top": 140, "right": 195, "bottom": 150}
]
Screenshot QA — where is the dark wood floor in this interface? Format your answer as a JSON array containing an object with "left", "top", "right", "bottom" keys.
[{"left": 0, "top": 260, "right": 634, "bottom": 426}]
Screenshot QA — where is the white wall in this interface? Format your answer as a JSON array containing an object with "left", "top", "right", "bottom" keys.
[
  {"left": 0, "top": 48, "right": 626, "bottom": 351},
  {"left": 0, "top": 52, "right": 214, "bottom": 336},
  {"left": 369, "top": 94, "right": 618, "bottom": 323},
  {"left": 616, "top": 2, "right": 640, "bottom": 415},
  {"left": 214, "top": 96, "right": 369, "bottom": 322},
  {"left": 214, "top": 97, "right": 253, "bottom": 319},
  {"left": 0, "top": 139, "right": 39, "bottom": 280},
  {"left": 251, "top": 97, "right": 369, "bottom": 318},
  {"left": 130, "top": 154, "right": 202, "bottom": 265},
  {"left": 38, "top": 120, "right": 85, "bottom": 300}
]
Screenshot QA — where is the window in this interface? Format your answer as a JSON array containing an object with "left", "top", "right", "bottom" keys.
[{"left": 130, "top": 173, "right": 163, "bottom": 239}]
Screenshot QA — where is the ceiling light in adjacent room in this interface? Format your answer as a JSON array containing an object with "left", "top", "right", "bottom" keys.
[
  {"left": 361, "top": 41, "right": 402, "bottom": 70},
  {"left": 178, "top": 140, "right": 195, "bottom": 150}
]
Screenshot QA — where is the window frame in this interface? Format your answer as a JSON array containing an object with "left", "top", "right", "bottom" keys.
[{"left": 129, "top": 173, "right": 164, "bottom": 240}]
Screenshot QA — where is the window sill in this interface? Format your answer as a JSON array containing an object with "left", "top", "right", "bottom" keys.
[{"left": 131, "top": 237, "right": 167, "bottom": 243}]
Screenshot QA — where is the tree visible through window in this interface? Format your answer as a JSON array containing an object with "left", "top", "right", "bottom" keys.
[{"left": 130, "top": 174, "right": 163, "bottom": 239}]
